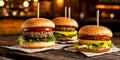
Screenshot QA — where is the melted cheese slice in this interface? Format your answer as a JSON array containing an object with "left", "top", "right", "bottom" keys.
[
  {"left": 101, "top": 43, "right": 110, "bottom": 48},
  {"left": 54, "top": 31, "right": 77, "bottom": 36},
  {"left": 79, "top": 40, "right": 112, "bottom": 45}
]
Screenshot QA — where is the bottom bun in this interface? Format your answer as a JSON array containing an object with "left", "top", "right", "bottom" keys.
[
  {"left": 20, "top": 42, "right": 55, "bottom": 48},
  {"left": 56, "top": 36, "right": 77, "bottom": 41},
  {"left": 75, "top": 48, "right": 110, "bottom": 53}
]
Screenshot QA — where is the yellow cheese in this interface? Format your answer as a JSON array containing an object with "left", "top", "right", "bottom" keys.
[
  {"left": 79, "top": 40, "right": 112, "bottom": 45},
  {"left": 74, "top": 45, "right": 87, "bottom": 49},
  {"left": 101, "top": 43, "right": 112, "bottom": 48},
  {"left": 74, "top": 45, "right": 82, "bottom": 49},
  {"left": 101, "top": 43, "right": 109, "bottom": 48},
  {"left": 54, "top": 31, "right": 77, "bottom": 36}
]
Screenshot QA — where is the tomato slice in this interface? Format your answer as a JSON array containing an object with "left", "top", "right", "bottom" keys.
[
  {"left": 79, "top": 35, "right": 111, "bottom": 40},
  {"left": 24, "top": 27, "right": 52, "bottom": 32},
  {"left": 94, "top": 36, "right": 111, "bottom": 40}
]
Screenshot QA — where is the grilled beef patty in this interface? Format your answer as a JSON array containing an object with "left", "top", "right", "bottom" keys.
[
  {"left": 23, "top": 31, "right": 53, "bottom": 41},
  {"left": 54, "top": 26, "right": 75, "bottom": 31}
]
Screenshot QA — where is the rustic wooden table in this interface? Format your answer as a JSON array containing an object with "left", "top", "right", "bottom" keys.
[{"left": 0, "top": 33, "right": 120, "bottom": 60}]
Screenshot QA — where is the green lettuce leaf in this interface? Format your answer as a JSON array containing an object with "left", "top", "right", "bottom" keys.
[
  {"left": 74, "top": 42, "right": 114, "bottom": 50},
  {"left": 74, "top": 42, "right": 80, "bottom": 45},
  {"left": 108, "top": 43, "right": 114, "bottom": 48},
  {"left": 17, "top": 35, "right": 27, "bottom": 42},
  {"left": 67, "top": 34, "right": 77, "bottom": 38},
  {"left": 86, "top": 43, "right": 114, "bottom": 50},
  {"left": 54, "top": 33, "right": 77, "bottom": 38},
  {"left": 86, "top": 43, "right": 103, "bottom": 50},
  {"left": 54, "top": 33, "right": 66, "bottom": 38}
]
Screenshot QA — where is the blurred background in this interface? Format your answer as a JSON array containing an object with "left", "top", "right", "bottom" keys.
[{"left": 0, "top": 0, "right": 120, "bottom": 35}]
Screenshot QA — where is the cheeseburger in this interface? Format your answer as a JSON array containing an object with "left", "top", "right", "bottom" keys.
[
  {"left": 74, "top": 25, "right": 114, "bottom": 53},
  {"left": 53, "top": 17, "right": 78, "bottom": 41},
  {"left": 17, "top": 18, "right": 55, "bottom": 48}
]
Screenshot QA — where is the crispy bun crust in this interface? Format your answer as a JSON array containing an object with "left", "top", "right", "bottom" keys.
[
  {"left": 79, "top": 25, "right": 113, "bottom": 37},
  {"left": 75, "top": 47, "right": 110, "bottom": 53},
  {"left": 20, "top": 42, "right": 55, "bottom": 48},
  {"left": 56, "top": 36, "right": 77, "bottom": 41},
  {"left": 53, "top": 17, "right": 78, "bottom": 28},
  {"left": 21, "top": 18, "right": 55, "bottom": 29}
]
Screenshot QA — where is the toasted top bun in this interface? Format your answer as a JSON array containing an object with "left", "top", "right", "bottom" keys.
[
  {"left": 53, "top": 17, "right": 78, "bottom": 28},
  {"left": 21, "top": 18, "right": 55, "bottom": 29},
  {"left": 79, "top": 25, "right": 113, "bottom": 37}
]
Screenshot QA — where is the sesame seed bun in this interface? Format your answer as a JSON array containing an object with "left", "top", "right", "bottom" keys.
[
  {"left": 21, "top": 18, "right": 55, "bottom": 29},
  {"left": 75, "top": 47, "right": 110, "bottom": 53},
  {"left": 53, "top": 17, "right": 78, "bottom": 28},
  {"left": 79, "top": 25, "right": 113, "bottom": 37},
  {"left": 20, "top": 42, "right": 55, "bottom": 48}
]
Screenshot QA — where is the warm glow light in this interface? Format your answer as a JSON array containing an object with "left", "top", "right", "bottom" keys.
[
  {"left": 20, "top": 11, "right": 25, "bottom": 16},
  {"left": 33, "top": 2, "right": 38, "bottom": 7},
  {"left": 96, "top": 5, "right": 120, "bottom": 9},
  {"left": 6, "top": 5, "right": 9, "bottom": 8},
  {"left": 28, "top": 0, "right": 31, "bottom": 1},
  {"left": 34, "top": 0, "right": 38, "bottom": 2},
  {"left": 113, "top": 6, "right": 119, "bottom": 9},
  {"left": 101, "top": 12, "right": 108, "bottom": 18},
  {"left": 23, "top": 1, "right": 29, "bottom": 7},
  {"left": 56, "top": 0, "right": 64, "bottom": 7},
  {"left": 96, "top": 5, "right": 105, "bottom": 9},
  {"left": 0, "top": 0, "right": 5, "bottom": 7},
  {"left": 58, "top": 0, "right": 63, "bottom": 3},
  {"left": 110, "top": 13, "right": 115, "bottom": 19}
]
